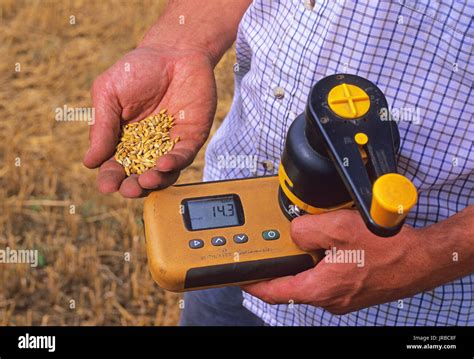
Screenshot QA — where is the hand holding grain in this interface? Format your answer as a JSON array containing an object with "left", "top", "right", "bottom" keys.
[{"left": 83, "top": 45, "right": 217, "bottom": 198}]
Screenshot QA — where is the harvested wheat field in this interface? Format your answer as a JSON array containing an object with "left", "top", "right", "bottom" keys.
[{"left": 0, "top": 0, "right": 235, "bottom": 325}]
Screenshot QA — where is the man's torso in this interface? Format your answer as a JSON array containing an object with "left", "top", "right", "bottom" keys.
[{"left": 204, "top": 0, "right": 473, "bottom": 325}]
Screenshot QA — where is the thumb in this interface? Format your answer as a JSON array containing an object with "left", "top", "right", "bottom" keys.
[
  {"left": 153, "top": 139, "right": 199, "bottom": 172},
  {"left": 290, "top": 210, "right": 358, "bottom": 251},
  {"left": 83, "top": 79, "right": 121, "bottom": 169}
]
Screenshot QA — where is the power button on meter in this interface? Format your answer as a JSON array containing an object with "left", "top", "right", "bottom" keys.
[{"left": 262, "top": 230, "right": 280, "bottom": 240}]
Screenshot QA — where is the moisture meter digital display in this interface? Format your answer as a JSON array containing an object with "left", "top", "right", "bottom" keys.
[{"left": 183, "top": 194, "right": 244, "bottom": 231}]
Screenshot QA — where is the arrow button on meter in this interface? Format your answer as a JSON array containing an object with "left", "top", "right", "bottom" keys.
[
  {"left": 211, "top": 236, "right": 227, "bottom": 246},
  {"left": 233, "top": 234, "right": 249, "bottom": 244},
  {"left": 189, "top": 239, "right": 204, "bottom": 249}
]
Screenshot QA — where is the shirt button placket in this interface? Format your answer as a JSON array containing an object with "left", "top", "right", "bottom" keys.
[{"left": 255, "top": 6, "right": 297, "bottom": 177}]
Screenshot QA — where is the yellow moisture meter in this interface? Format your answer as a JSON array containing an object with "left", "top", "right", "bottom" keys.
[
  {"left": 143, "top": 74, "right": 418, "bottom": 292},
  {"left": 144, "top": 176, "right": 320, "bottom": 292}
]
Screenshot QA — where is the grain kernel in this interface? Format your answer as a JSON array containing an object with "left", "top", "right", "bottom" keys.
[{"left": 114, "top": 110, "right": 179, "bottom": 176}]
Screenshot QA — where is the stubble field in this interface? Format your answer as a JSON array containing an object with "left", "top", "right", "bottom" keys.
[{"left": 0, "top": 0, "right": 235, "bottom": 325}]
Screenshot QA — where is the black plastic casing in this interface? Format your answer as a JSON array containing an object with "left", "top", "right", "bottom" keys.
[
  {"left": 280, "top": 114, "right": 352, "bottom": 209},
  {"left": 280, "top": 74, "right": 403, "bottom": 237}
]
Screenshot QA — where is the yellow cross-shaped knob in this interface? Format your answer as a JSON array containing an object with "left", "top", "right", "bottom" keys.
[{"left": 328, "top": 83, "right": 370, "bottom": 119}]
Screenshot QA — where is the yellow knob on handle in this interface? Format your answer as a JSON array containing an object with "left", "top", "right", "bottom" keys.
[{"left": 370, "top": 173, "right": 417, "bottom": 228}]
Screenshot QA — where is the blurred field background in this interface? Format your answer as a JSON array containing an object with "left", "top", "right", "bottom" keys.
[{"left": 0, "top": 0, "right": 235, "bottom": 325}]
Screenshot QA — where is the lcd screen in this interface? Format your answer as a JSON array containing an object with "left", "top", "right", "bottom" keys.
[{"left": 183, "top": 195, "right": 244, "bottom": 231}]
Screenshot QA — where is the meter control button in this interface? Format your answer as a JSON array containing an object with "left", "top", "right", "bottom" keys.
[
  {"left": 233, "top": 234, "right": 249, "bottom": 244},
  {"left": 211, "top": 236, "right": 227, "bottom": 246},
  {"left": 262, "top": 230, "right": 280, "bottom": 240},
  {"left": 189, "top": 239, "right": 204, "bottom": 249}
]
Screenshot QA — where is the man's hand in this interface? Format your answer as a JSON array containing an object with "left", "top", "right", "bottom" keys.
[
  {"left": 83, "top": 0, "right": 252, "bottom": 197},
  {"left": 244, "top": 207, "right": 474, "bottom": 315},
  {"left": 83, "top": 45, "right": 216, "bottom": 197}
]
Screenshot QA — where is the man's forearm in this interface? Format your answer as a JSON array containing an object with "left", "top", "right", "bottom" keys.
[
  {"left": 420, "top": 204, "right": 474, "bottom": 287},
  {"left": 140, "top": 0, "right": 252, "bottom": 66}
]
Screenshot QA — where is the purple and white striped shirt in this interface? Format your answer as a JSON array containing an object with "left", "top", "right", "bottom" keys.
[{"left": 204, "top": 0, "right": 473, "bottom": 325}]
